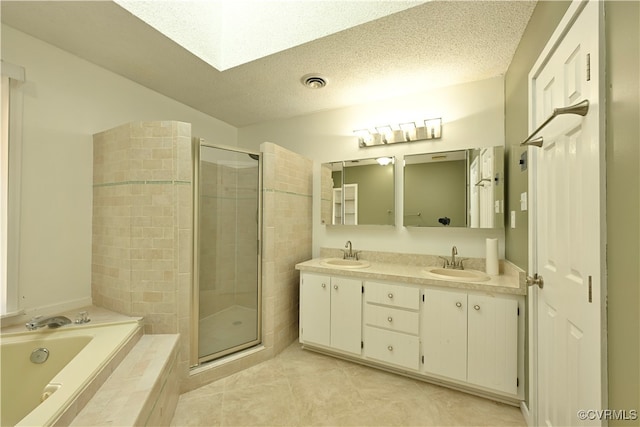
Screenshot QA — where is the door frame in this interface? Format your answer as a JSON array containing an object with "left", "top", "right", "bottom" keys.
[{"left": 525, "top": 0, "right": 607, "bottom": 425}]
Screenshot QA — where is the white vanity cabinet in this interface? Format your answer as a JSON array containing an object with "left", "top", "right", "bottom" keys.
[
  {"left": 421, "top": 287, "right": 519, "bottom": 395},
  {"left": 363, "top": 281, "right": 421, "bottom": 370},
  {"left": 299, "top": 273, "right": 362, "bottom": 355},
  {"left": 297, "top": 263, "right": 524, "bottom": 403}
]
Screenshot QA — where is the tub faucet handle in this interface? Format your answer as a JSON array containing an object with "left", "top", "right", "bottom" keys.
[
  {"left": 75, "top": 311, "right": 91, "bottom": 324},
  {"left": 25, "top": 315, "right": 42, "bottom": 331}
]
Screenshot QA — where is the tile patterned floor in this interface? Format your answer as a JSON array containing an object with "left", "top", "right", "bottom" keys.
[{"left": 171, "top": 343, "right": 526, "bottom": 427}]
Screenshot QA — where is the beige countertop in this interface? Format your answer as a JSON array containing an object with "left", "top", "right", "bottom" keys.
[{"left": 295, "top": 257, "right": 526, "bottom": 296}]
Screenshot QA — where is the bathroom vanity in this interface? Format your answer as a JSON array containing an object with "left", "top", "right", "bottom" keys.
[{"left": 295, "top": 251, "right": 526, "bottom": 405}]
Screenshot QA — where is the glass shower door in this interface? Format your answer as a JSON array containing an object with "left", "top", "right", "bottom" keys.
[{"left": 193, "top": 140, "right": 261, "bottom": 364}]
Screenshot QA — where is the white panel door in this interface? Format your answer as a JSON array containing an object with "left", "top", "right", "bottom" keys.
[{"left": 529, "top": 1, "right": 605, "bottom": 425}]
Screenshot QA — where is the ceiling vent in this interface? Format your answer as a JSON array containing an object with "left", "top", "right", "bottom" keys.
[{"left": 301, "top": 74, "right": 327, "bottom": 89}]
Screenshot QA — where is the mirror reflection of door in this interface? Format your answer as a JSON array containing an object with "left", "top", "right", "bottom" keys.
[
  {"left": 469, "top": 157, "right": 480, "bottom": 228},
  {"left": 479, "top": 147, "right": 495, "bottom": 228}
]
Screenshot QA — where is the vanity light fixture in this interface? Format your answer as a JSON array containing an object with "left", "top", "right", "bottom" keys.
[
  {"left": 424, "top": 118, "right": 442, "bottom": 139},
  {"left": 399, "top": 122, "right": 417, "bottom": 141},
  {"left": 354, "top": 117, "right": 442, "bottom": 148},
  {"left": 376, "top": 157, "right": 394, "bottom": 166},
  {"left": 375, "top": 126, "right": 394, "bottom": 144}
]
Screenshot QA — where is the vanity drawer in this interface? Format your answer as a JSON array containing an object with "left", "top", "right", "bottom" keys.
[
  {"left": 364, "top": 304, "right": 419, "bottom": 335},
  {"left": 365, "top": 281, "right": 420, "bottom": 310},
  {"left": 364, "top": 326, "right": 420, "bottom": 370}
]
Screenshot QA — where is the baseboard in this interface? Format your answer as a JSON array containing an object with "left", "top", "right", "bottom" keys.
[{"left": 520, "top": 401, "right": 533, "bottom": 426}]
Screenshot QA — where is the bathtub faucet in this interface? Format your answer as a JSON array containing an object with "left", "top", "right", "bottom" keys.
[{"left": 25, "top": 315, "right": 72, "bottom": 331}]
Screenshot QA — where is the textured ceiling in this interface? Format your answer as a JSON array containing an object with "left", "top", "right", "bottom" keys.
[{"left": 1, "top": 1, "right": 537, "bottom": 127}]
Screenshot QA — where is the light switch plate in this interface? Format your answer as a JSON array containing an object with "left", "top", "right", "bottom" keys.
[
  {"left": 520, "top": 151, "right": 528, "bottom": 171},
  {"left": 511, "top": 211, "right": 516, "bottom": 228},
  {"left": 495, "top": 200, "right": 501, "bottom": 213},
  {"left": 520, "top": 192, "right": 528, "bottom": 211}
]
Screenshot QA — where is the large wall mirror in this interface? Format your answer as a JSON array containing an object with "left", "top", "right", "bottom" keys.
[
  {"left": 321, "top": 157, "right": 395, "bottom": 226},
  {"left": 403, "top": 146, "right": 504, "bottom": 228}
]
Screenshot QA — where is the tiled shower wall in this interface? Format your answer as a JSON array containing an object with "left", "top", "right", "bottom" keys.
[
  {"left": 92, "top": 121, "right": 192, "bottom": 336},
  {"left": 182, "top": 142, "right": 312, "bottom": 391},
  {"left": 261, "top": 142, "right": 313, "bottom": 354},
  {"left": 93, "top": 125, "right": 311, "bottom": 390}
]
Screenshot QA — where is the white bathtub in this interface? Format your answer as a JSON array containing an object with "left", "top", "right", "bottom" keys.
[{"left": 0, "top": 320, "right": 142, "bottom": 426}]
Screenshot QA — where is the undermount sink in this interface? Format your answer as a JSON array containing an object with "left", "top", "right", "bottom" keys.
[
  {"left": 320, "top": 258, "right": 371, "bottom": 269},
  {"left": 424, "top": 267, "right": 490, "bottom": 282}
]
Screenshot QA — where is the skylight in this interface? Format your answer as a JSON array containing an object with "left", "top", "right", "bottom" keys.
[{"left": 115, "top": 0, "right": 425, "bottom": 71}]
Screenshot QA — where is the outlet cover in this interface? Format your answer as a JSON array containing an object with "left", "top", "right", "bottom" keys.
[{"left": 511, "top": 211, "right": 516, "bottom": 228}]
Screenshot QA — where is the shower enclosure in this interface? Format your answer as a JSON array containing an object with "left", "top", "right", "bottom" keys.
[{"left": 191, "top": 139, "right": 262, "bottom": 366}]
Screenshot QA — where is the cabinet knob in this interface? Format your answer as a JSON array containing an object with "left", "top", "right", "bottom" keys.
[
  {"left": 334, "top": 285, "right": 338, "bottom": 290},
  {"left": 387, "top": 293, "right": 394, "bottom": 299},
  {"left": 474, "top": 304, "right": 480, "bottom": 311},
  {"left": 387, "top": 317, "right": 393, "bottom": 322},
  {"left": 321, "top": 283, "right": 326, "bottom": 288},
  {"left": 387, "top": 345, "right": 393, "bottom": 351},
  {"left": 456, "top": 302, "right": 462, "bottom": 308}
]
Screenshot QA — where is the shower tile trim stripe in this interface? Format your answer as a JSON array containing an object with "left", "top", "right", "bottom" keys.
[
  {"left": 93, "top": 180, "right": 191, "bottom": 188},
  {"left": 263, "top": 188, "right": 313, "bottom": 198}
]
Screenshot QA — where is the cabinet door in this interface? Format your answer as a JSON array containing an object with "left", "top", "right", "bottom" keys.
[
  {"left": 422, "top": 288, "right": 467, "bottom": 382},
  {"left": 467, "top": 294, "right": 518, "bottom": 395},
  {"left": 300, "top": 273, "right": 331, "bottom": 347},
  {"left": 330, "top": 277, "right": 362, "bottom": 354}
]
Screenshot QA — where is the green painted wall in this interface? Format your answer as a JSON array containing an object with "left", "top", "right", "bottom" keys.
[
  {"left": 343, "top": 163, "right": 395, "bottom": 225},
  {"left": 504, "top": 1, "right": 571, "bottom": 269},
  {"left": 404, "top": 160, "right": 467, "bottom": 227},
  {"left": 605, "top": 1, "right": 640, "bottom": 423}
]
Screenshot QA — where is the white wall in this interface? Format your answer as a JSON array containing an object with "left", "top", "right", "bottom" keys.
[
  {"left": 238, "top": 77, "right": 506, "bottom": 259},
  {"left": 1, "top": 25, "right": 238, "bottom": 319}
]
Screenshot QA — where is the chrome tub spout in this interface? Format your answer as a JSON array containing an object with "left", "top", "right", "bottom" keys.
[{"left": 26, "top": 315, "right": 72, "bottom": 331}]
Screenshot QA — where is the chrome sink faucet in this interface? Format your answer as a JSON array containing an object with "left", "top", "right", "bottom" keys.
[
  {"left": 343, "top": 240, "right": 360, "bottom": 260},
  {"left": 26, "top": 315, "right": 72, "bottom": 331},
  {"left": 439, "top": 245, "right": 466, "bottom": 270}
]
